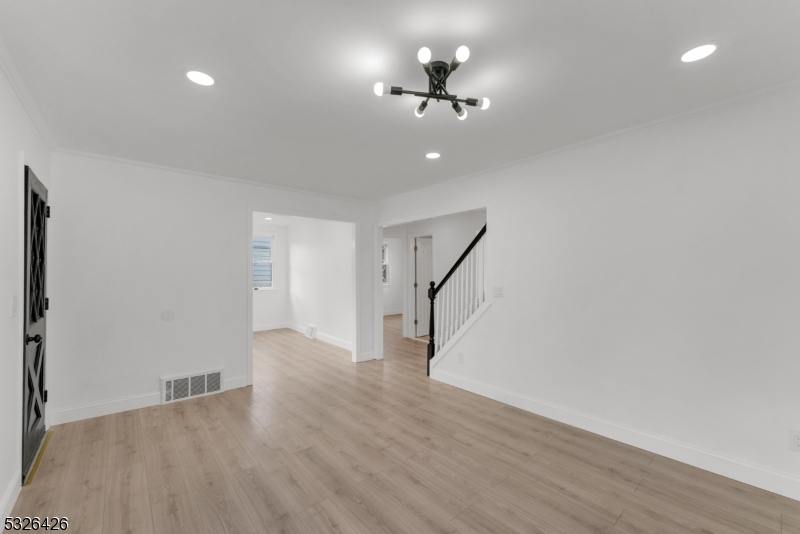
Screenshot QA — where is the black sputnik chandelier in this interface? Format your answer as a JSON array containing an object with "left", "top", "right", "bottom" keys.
[{"left": 374, "top": 46, "right": 489, "bottom": 120}]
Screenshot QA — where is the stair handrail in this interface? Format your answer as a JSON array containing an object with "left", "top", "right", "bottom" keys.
[{"left": 427, "top": 224, "right": 487, "bottom": 375}]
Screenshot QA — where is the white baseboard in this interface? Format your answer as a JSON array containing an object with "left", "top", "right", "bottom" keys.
[
  {"left": 225, "top": 375, "right": 249, "bottom": 390},
  {"left": 383, "top": 310, "right": 402, "bottom": 316},
  {"left": 253, "top": 322, "right": 291, "bottom": 332},
  {"left": 287, "top": 324, "right": 353, "bottom": 351},
  {"left": 354, "top": 351, "right": 376, "bottom": 363},
  {"left": 48, "top": 391, "right": 160, "bottom": 426},
  {"left": 48, "top": 375, "right": 250, "bottom": 426},
  {"left": 431, "top": 368, "right": 800, "bottom": 501},
  {"left": 1, "top": 469, "right": 21, "bottom": 519}
]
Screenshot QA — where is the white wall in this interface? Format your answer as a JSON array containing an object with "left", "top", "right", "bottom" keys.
[
  {"left": 386, "top": 209, "right": 486, "bottom": 284},
  {"left": 47, "top": 150, "right": 376, "bottom": 427},
  {"left": 376, "top": 87, "right": 800, "bottom": 500},
  {"left": 287, "top": 217, "right": 355, "bottom": 351},
  {"left": 252, "top": 220, "right": 289, "bottom": 331},
  {"left": 0, "top": 48, "right": 52, "bottom": 516},
  {"left": 382, "top": 237, "right": 403, "bottom": 315},
  {"left": 384, "top": 209, "right": 487, "bottom": 337}
]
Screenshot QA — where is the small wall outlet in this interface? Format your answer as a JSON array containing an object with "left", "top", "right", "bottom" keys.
[
  {"left": 493, "top": 286, "right": 504, "bottom": 298},
  {"left": 457, "top": 352, "right": 465, "bottom": 364},
  {"left": 789, "top": 430, "right": 800, "bottom": 451}
]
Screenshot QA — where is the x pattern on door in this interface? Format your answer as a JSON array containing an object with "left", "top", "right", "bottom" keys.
[
  {"left": 26, "top": 190, "right": 46, "bottom": 435},
  {"left": 29, "top": 191, "right": 46, "bottom": 323}
]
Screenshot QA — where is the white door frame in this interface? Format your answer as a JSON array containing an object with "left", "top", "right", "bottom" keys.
[
  {"left": 246, "top": 204, "right": 361, "bottom": 386},
  {"left": 412, "top": 235, "right": 433, "bottom": 338}
]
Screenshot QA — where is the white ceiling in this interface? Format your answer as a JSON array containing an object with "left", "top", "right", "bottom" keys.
[
  {"left": 2, "top": 1, "right": 799, "bottom": 200},
  {"left": 253, "top": 212, "right": 298, "bottom": 228}
]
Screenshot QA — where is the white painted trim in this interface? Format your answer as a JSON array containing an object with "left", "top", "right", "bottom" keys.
[
  {"left": 0, "top": 37, "right": 57, "bottom": 149},
  {"left": 354, "top": 351, "right": 375, "bottom": 363},
  {"left": 224, "top": 375, "right": 249, "bottom": 390},
  {"left": 376, "top": 81, "right": 800, "bottom": 214},
  {"left": 246, "top": 206, "right": 255, "bottom": 386},
  {"left": 1, "top": 469, "right": 22, "bottom": 519},
  {"left": 431, "top": 369, "right": 800, "bottom": 501},
  {"left": 373, "top": 225, "right": 384, "bottom": 361},
  {"left": 253, "top": 322, "right": 292, "bottom": 332},
  {"left": 48, "top": 392, "right": 160, "bottom": 426},
  {"left": 286, "top": 324, "right": 353, "bottom": 352},
  {"left": 381, "top": 204, "right": 490, "bottom": 233},
  {"left": 48, "top": 375, "right": 249, "bottom": 426},
  {"left": 56, "top": 149, "right": 371, "bottom": 204},
  {"left": 429, "top": 301, "right": 492, "bottom": 370}
]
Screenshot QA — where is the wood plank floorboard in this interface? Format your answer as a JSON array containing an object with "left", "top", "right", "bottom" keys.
[{"left": 14, "top": 314, "right": 800, "bottom": 533}]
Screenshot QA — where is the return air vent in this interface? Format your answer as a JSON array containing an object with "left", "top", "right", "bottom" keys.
[
  {"left": 305, "top": 324, "right": 317, "bottom": 339},
  {"left": 161, "top": 369, "right": 224, "bottom": 404}
]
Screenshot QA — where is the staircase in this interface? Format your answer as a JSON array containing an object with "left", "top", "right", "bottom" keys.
[{"left": 425, "top": 224, "right": 487, "bottom": 375}]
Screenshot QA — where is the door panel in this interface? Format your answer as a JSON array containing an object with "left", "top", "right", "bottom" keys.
[
  {"left": 22, "top": 166, "right": 47, "bottom": 483},
  {"left": 415, "top": 237, "right": 433, "bottom": 337}
]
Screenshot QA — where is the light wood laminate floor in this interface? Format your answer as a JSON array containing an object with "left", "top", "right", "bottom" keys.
[{"left": 14, "top": 314, "right": 800, "bottom": 533}]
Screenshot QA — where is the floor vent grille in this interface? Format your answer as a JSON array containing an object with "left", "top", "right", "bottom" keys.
[{"left": 161, "top": 369, "right": 224, "bottom": 404}]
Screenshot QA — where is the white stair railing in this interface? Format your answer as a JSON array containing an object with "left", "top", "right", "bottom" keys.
[{"left": 425, "top": 225, "right": 486, "bottom": 375}]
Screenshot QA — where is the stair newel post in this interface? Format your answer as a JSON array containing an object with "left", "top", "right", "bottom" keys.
[{"left": 427, "top": 281, "right": 436, "bottom": 377}]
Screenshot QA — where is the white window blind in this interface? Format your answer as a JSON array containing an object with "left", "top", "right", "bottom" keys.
[{"left": 253, "top": 236, "right": 273, "bottom": 289}]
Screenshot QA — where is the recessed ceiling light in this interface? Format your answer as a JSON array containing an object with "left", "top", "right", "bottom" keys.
[
  {"left": 426, "top": 153, "right": 440, "bottom": 159},
  {"left": 264, "top": 217, "right": 272, "bottom": 220},
  {"left": 681, "top": 44, "right": 716, "bottom": 63},
  {"left": 187, "top": 71, "right": 214, "bottom": 86}
]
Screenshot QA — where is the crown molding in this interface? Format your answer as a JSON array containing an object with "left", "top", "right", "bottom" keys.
[
  {"left": 0, "top": 34, "right": 58, "bottom": 150},
  {"left": 379, "top": 78, "right": 800, "bottom": 204},
  {"left": 53, "top": 148, "right": 372, "bottom": 206}
]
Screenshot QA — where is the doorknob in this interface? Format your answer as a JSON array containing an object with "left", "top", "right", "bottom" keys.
[{"left": 26, "top": 334, "right": 42, "bottom": 344}]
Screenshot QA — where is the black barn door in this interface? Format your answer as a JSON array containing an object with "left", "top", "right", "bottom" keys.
[{"left": 22, "top": 166, "right": 48, "bottom": 483}]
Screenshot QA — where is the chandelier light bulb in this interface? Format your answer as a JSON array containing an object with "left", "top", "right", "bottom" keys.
[
  {"left": 418, "top": 47, "right": 432, "bottom": 64},
  {"left": 375, "top": 46, "right": 486, "bottom": 121},
  {"left": 374, "top": 82, "right": 387, "bottom": 96}
]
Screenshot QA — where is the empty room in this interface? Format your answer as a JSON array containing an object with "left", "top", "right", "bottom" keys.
[{"left": 2, "top": 1, "right": 800, "bottom": 533}]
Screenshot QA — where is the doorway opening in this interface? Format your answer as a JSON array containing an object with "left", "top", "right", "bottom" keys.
[
  {"left": 249, "top": 211, "right": 357, "bottom": 385},
  {"left": 22, "top": 166, "right": 48, "bottom": 484},
  {"left": 414, "top": 236, "right": 433, "bottom": 340},
  {"left": 381, "top": 208, "right": 487, "bottom": 362}
]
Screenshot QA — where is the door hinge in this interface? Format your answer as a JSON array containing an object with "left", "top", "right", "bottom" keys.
[
  {"left": 414, "top": 246, "right": 417, "bottom": 251},
  {"left": 45, "top": 298, "right": 49, "bottom": 311},
  {"left": 46, "top": 206, "right": 50, "bottom": 218},
  {"left": 414, "top": 319, "right": 418, "bottom": 325},
  {"left": 414, "top": 282, "right": 417, "bottom": 288},
  {"left": 43, "top": 390, "right": 48, "bottom": 403}
]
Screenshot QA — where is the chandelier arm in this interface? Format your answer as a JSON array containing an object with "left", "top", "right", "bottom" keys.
[{"left": 396, "top": 88, "right": 459, "bottom": 100}]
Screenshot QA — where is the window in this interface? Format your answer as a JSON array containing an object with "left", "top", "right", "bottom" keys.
[
  {"left": 253, "top": 236, "right": 273, "bottom": 290},
  {"left": 382, "top": 243, "right": 389, "bottom": 285}
]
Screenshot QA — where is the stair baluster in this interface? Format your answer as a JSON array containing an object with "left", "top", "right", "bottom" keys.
[{"left": 426, "top": 224, "right": 487, "bottom": 376}]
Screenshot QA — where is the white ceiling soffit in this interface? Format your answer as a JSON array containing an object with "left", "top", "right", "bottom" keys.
[{"left": 1, "top": 1, "right": 799, "bottom": 200}]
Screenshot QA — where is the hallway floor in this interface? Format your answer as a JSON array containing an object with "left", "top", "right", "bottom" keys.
[{"left": 12, "top": 315, "right": 800, "bottom": 533}]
